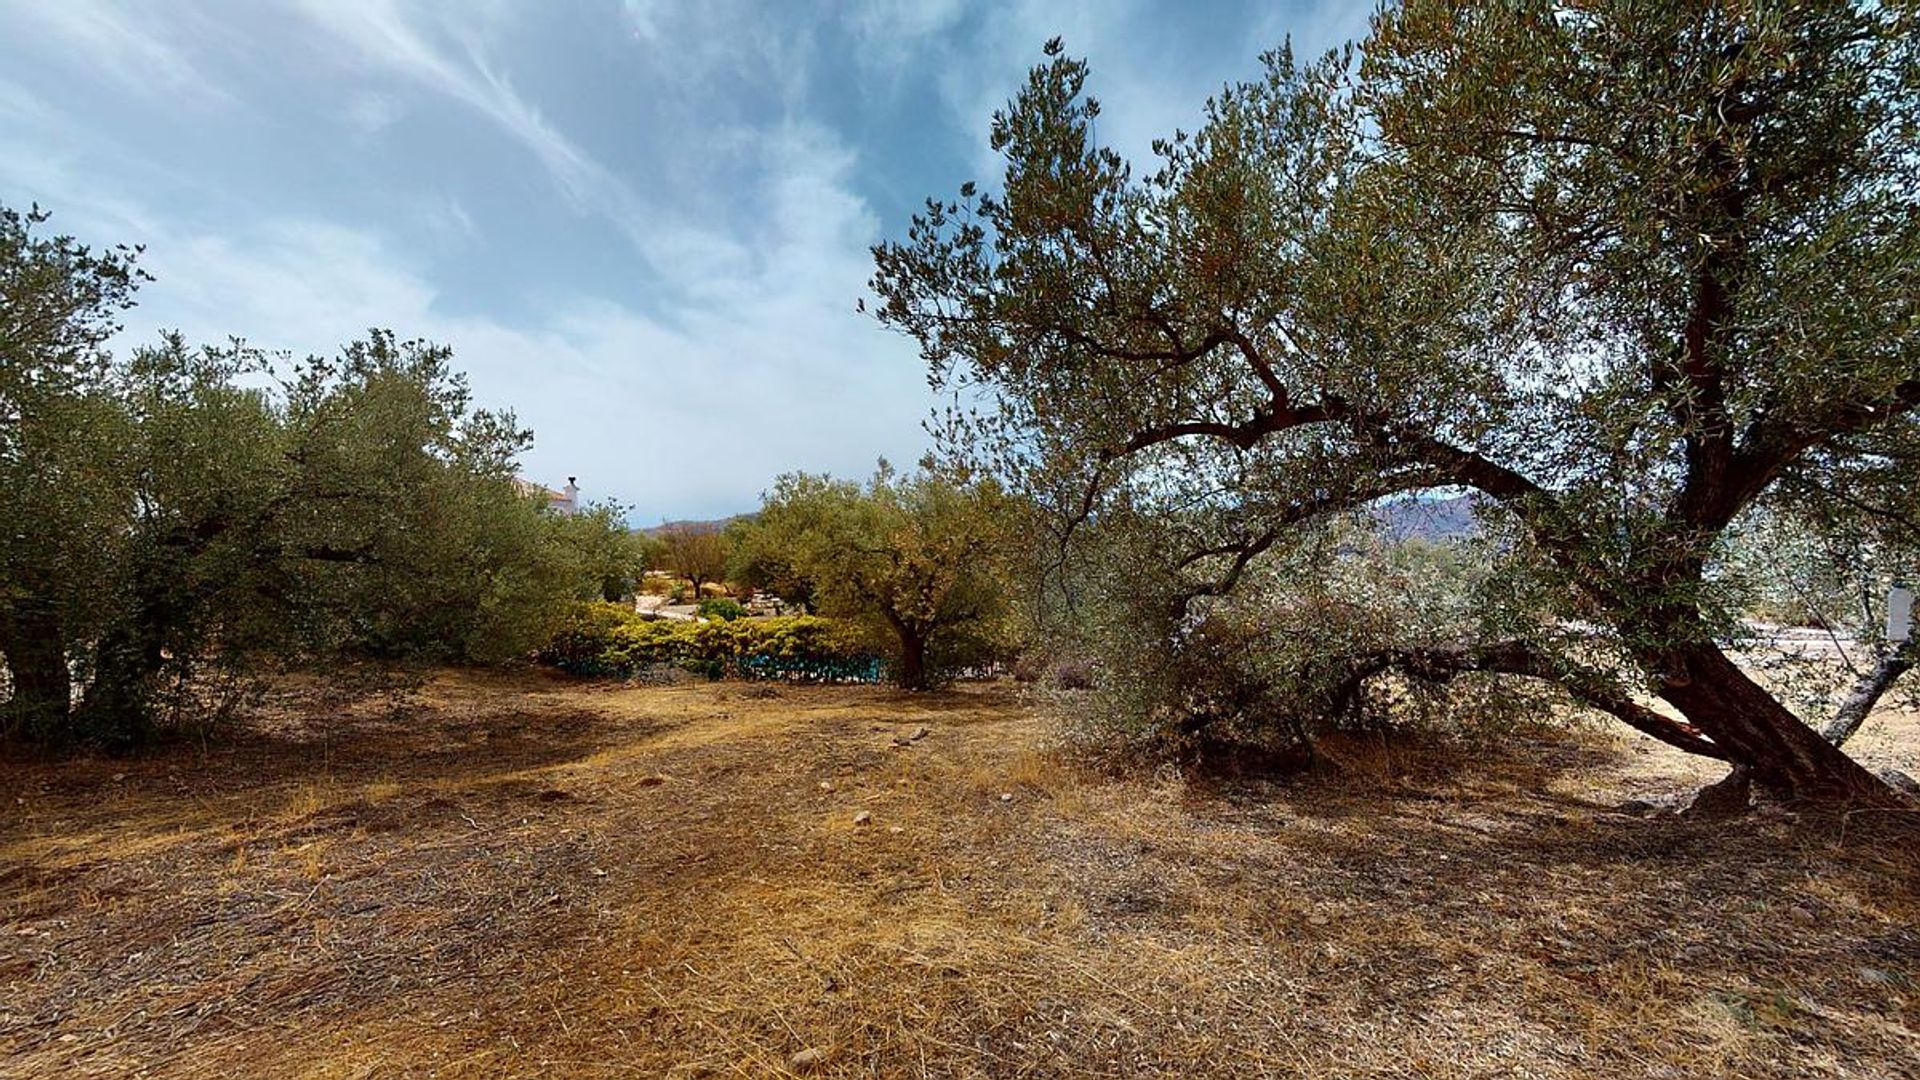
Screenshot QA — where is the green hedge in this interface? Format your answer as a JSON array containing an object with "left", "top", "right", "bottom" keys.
[
  {"left": 536, "top": 602, "right": 883, "bottom": 682},
  {"left": 697, "top": 597, "right": 746, "bottom": 621}
]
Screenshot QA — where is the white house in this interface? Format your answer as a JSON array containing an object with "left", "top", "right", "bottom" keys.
[{"left": 513, "top": 475, "right": 580, "bottom": 515}]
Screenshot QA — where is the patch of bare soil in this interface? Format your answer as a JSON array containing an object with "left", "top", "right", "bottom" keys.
[{"left": 2, "top": 670, "right": 1916, "bottom": 1078}]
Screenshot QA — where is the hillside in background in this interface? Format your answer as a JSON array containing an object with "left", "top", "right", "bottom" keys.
[
  {"left": 639, "top": 514, "right": 753, "bottom": 537},
  {"left": 1374, "top": 494, "right": 1482, "bottom": 542},
  {"left": 641, "top": 502, "right": 1483, "bottom": 542}
]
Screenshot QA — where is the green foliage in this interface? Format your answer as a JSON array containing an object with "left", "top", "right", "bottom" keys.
[
  {"left": 739, "top": 463, "right": 1016, "bottom": 689},
  {"left": 0, "top": 205, "right": 590, "bottom": 746},
  {"left": 1064, "top": 513, "right": 1559, "bottom": 768},
  {"left": 545, "top": 503, "right": 650, "bottom": 603},
  {"left": 697, "top": 597, "right": 746, "bottom": 621},
  {"left": 726, "top": 500, "right": 818, "bottom": 611},
  {"left": 871, "top": 3, "right": 1920, "bottom": 795},
  {"left": 535, "top": 603, "right": 879, "bottom": 681},
  {"left": 656, "top": 525, "right": 728, "bottom": 600}
]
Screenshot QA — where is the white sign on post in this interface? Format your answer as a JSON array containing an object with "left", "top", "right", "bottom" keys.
[{"left": 1889, "top": 586, "right": 1914, "bottom": 643}]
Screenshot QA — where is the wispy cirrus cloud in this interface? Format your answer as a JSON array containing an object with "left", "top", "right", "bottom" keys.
[
  {"left": 2, "top": 0, "right": 230, "bottom": 104},
  {"left": 0, "top": 0, "right": 1373, "bottom": 520},
  {"left": 290, "top": 1, "right": 627, "bottom": 215}
]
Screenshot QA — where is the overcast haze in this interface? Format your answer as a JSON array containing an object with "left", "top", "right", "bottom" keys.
[{"left": 0, "top": 0, "right": 1367, "bottom": 522}]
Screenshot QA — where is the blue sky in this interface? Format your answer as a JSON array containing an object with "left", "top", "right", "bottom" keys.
[{"left": 0, "top": 0, "right": 1370, "bottom": 521}]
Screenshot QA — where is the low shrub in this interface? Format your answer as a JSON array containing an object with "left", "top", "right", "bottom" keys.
[
  {"left": 534, "top": 602, "right": 639, "bottom": 677},
  {"left": 698, "top": 597, "right": 746, "bottom": 621},
  {"left": 536, "top": 602, "right": 881, "bottom": 682}
]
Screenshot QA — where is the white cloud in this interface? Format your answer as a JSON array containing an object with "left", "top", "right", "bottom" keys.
[
  {"left": 105, "top": 209, "right": 925, "bottom": 521},
  {"left": 291, "top": 1, "right": 650, "bottom": 238},
  {"left": 610, "top": 0, "right": 821, "bottom": 114},
  {"left": 925, "top": 0, "right": 1372, "bottom": 186},
  {"left": 1252, "top": 0, "right": 1376, "bottom": 63},
  {"left": 343, "top": 92, "right": 405, "bottom": 136},
  {"left": 0, "top": 77, "right": 51, "bottom": 126},
  {"left": 0, "top": 87, "right": 164, "bottom": 239},
  {"left": 0, "top": 0, "right": 230, "bottom": 104},
  {"left": 288, "top": 0, "right": 801, "bottom": 292},
  {"left": 618, "top": 0, "right": 665, "bottom": 43},
  {"left": 427, "top": 196, "right": 476, "bottom": 242},
  {"left": 847, "top": 0, "right": 971, "bottom": 72}
]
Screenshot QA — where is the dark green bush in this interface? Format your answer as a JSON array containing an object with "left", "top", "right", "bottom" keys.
[
  {"left": 533, "top": 602, "right": 638, "bottom": 676},
  {"left": 697, "top": 597, "right": 746, "bottom": 621}
]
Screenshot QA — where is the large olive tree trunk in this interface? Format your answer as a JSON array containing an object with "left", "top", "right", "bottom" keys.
[
  {"left": 1654, "top": 641, "right": 1898, "bottom": 806},
  {"left": 893, "top": 627, "right": 930, "bottom": 692},
  {"left": 75, "top": 618, "right": 165, "bottom": 748}
]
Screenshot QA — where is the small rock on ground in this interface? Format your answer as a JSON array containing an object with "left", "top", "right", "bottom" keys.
[
  {"left": 791, "top": 1047, "right": 827, "bottom": 1070},
  {"left": 852, "top": 811, "right": 872, "bottom": 826}
]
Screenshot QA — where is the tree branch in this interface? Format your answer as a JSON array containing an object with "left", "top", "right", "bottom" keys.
[
  {"left": 1710, "top": 379, "right": 1920, "bottom": 532},
  {"left": 1360, "top": 640, "right": 1731, "bottom": 760},
  {"left": 1172, "top": 474, "right": 1438, "bottom": 613},
  {"left": 1823, "top": 636, "right": 1917, "bottom": 748}
]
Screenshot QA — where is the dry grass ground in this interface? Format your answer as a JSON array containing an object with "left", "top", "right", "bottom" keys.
[{"left": 2, "top": 670, "right": 1917, "bottom": 1079}]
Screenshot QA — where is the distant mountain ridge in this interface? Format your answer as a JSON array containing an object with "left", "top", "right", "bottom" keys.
[
  {"left": 1373, "top": 494, "right": 1482, "bottom": 541},
  {"left": 638, "top": 500, "right": 1480, "bottom": 541},
  {"left": 639, "top": 514, "right": 754, "bottom": 537}
]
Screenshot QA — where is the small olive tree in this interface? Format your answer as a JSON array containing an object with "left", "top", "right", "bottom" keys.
[
  {"left": 656, "top": 524, "right": 729, "bottom": 602},
  {"left": 548, "top": 503, "right": 650, "bottom": 603},
  {"left": 744, "top": 465, "right": 1013, "bottom": 690}
]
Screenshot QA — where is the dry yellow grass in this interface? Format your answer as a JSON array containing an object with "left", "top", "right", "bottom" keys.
[{"left": 2, "top": 669, "right": 1917, "bottom": 1078}]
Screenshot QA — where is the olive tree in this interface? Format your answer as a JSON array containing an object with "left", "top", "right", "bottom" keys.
[
  {"left": 656, "top": 524, "right": 729, "bottom": 602},
  {"left": 549, "top": 503, "right": 650, "bottom": 603},
  {"left": 0, "top": 204, "right": 143, "bottom": 740},
  {"left": 747, "top": 465, "right": 1012, "bottom": 690},
  {"left": 871, "top": 2, "right": 1920, "bottom": 804},
  {"left": 2, "top": 206, "right": 581, "bottom": 745}
]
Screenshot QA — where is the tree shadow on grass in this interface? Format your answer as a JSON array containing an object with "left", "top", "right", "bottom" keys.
[{"left": 0, "top": 668, "right": 681, "bottom": 863}]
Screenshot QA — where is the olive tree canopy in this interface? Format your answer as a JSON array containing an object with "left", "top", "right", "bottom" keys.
[
  {"left": 2, "top": 205, "right": 587, "bottom": 746},
  {"left": 739, "top": 465, "right": 1013, "bottom": 690},
  {"left": 871, "top": 2, "right": 1920, "bottom": 803}
]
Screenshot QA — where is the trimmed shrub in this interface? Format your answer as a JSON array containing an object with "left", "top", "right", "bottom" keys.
[
  {"left": 534, "top": 602, "right": 639, "bottom": 677},
  {"left": 536, "top": 602, "right": 882, "bottom": 682},
  {"left": 697, "top": 597, "right": 746, "bottom": 621}
]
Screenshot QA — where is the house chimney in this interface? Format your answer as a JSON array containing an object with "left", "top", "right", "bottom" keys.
[{"left": 562, "top": 476, "right": 579, "bottom": 515}]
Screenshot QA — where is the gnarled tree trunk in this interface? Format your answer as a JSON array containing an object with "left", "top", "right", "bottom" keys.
[
  {"left": 75, "top": 617, "right": 166, "bottom": 748},
  {"left": 893, "top": 627, "right": 930, "bottom": 691},
  {"left": 1653, "top": 641, "right": 1897, "bottom": 806}
]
